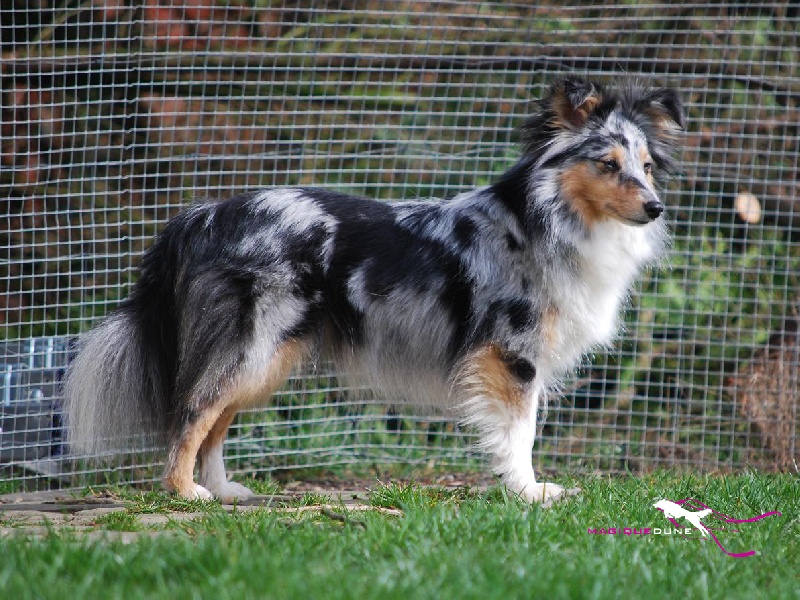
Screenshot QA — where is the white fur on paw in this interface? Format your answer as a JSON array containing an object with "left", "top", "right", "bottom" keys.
[
  {"left": 188, "top": 483, "right": 214, "bottom": 501},
  {"left": 515, "top": 481, "right": 580, "bottom": 506},
  {"left": 212, "top": 481, "right": 255, "bottom": 503},
  {"left": 538, "top": 483, "right": 580, "bottom": 507}
]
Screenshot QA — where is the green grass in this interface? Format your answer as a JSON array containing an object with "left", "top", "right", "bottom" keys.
[
  {"left": 0, "top": 480, "right": 22, "bottom": 495},
  {"left": 91, "top": 511, "right": 143, "bottom": 532},
  {"left": 0, "top": 472, "right": 796, "bottom": 599}
]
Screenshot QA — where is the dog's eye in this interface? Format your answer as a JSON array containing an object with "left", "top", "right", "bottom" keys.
[
  {"left": 643, "top": 162, "right": 653, "bottom": 174},
  {"left": 601, "top": 159, "right": 620, "bottom": 173}
]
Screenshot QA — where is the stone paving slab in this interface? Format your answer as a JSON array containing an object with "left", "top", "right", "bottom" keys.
[
  {"left": 0, "top": 489, "right": 401, "bottom": 542},
  {"left": 0, "top": 474, "right": 491, "bottom": 541}
]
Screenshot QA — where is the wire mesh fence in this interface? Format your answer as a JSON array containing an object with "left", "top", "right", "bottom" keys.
[{"left": 1, "top": 1, "right": 798, "bottom": 491}]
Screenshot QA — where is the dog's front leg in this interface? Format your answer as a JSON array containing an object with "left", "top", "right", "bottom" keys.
[
  {"left": 468, "top": 385, "right": 579, "bottom": 506},
  {"left": 458, "top": 347, "right": 579, "bottom": 505}
]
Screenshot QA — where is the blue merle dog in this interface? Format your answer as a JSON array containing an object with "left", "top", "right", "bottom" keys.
[{"left": 64, "top": 77, "right": 684, "bottom": 504}]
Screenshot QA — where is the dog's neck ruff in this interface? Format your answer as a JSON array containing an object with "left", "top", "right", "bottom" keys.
[
  {"left": 467, "top": 180, "right": 668, "bottom": 384},
  {"left": 554, "top": 218, "right": 664, "bottom": 362}
]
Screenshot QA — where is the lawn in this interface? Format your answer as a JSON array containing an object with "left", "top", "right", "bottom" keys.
[{"left": 0, "top": 472, "right": 796, "bottom": 600}]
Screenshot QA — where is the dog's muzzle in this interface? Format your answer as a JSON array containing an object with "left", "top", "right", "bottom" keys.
[{"left": 643, "top": 199, "right": 664, "bottom": 220}]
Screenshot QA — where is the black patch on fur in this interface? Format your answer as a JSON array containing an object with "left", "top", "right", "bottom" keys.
[
  {"left": 301, "top": 188, "right": 391, "bottom": 347},
  {"left": 304, "top": 190, "right": 477, "bottom": 356},
  {"left": 438, "top": 263, "right": 475, "bottom": 359},
  {"left": 301, "top": 189, "right": 477, "bottom": 355},
  {"left": 538, "top": 148, "right": 578, "bottom": 170},
  {"left": 505, "top": 232, "right": 522, "bottom": 252},
  {"left": 303, "top": 187, "right": 395, "bottom": 222},
  {"left": 610, "top": 132, "right": 629, "bottom": 148},
  {"left": 476, "top": 298, "right": 531, "bottom": 339},
  {"left": 453, "top": 216, "right": 478, "bottom": 249},
  {"left": 618, "top": 172, "right": 649, "bottom": 190},
  {"left": 490, "top": 157, "right": 533, "bottom": 229},
  {"left": 119, "top": 251, "right": 181, "bottom": 428},
  {"left": 489, "top": 161, "right": 552, "bottom": 241},
  {"left": 499, "top": 350, "right": 536, "bottom": 383},
  {"left": 173, "top": 264, "right": 258, "bottom": 410},
  {"left": 302, "top": 188, "right": 478, "bottom": 359},
  {"left": 503, "top": 299, "right": 533, "bottom": 332}
]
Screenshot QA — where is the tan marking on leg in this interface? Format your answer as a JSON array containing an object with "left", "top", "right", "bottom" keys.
[
  {"left": 458, "top": 344, "right": 527, "bottom": 414},
  {"left": 196, "top": 405, "right": 240, "bottom": 495},
  {"left": 163, "top": 404, "right": 228, "bottom": 498},
  {"left": 232, "top": 337, "right": 312, "bottom": 411},
  {"left": 163, "top": 338, "right": 311, "bottom": 499},
  {"left": 198, "top": 405, "right": 238, "bottom": 466}
]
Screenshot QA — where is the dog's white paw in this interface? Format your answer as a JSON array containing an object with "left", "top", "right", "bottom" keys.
[
  {"left": 539, "top": 484, "right": 581, "bottom": 508},
  {"left": 187, "top": 483, "right": 214, "bottom": 501},
  {"left": 162, "top": 479, "right": 215, "bottom": 501},
  {"left": 514, "top": 481, "right": 581, "bottom": 507},
  {"left": 211, "top": 481, "right": 255, "bottom": 503}
]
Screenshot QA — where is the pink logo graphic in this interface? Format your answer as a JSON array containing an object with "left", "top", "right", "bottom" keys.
[{"left": 654, "top": 497, "right": 781, "bottom": 558}]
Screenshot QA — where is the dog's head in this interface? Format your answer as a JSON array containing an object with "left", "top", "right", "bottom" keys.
[{"left": 521, "top": 77, "right": 685, "bottom": 227}]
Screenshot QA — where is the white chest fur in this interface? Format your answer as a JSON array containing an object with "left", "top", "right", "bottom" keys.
[{"left": 539, "top": 220, "right": 662, "bottom": 381}]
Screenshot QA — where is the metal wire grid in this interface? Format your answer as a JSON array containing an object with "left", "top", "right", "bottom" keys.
[{"left": 1, "top": 2, "right": 798, "bottom": 491}]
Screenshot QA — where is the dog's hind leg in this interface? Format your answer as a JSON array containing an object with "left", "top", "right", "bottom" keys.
[
  {"left": 163, "top": 403, "right": 229, "bottom": 500},
  {"left": 197, "top": 405, "right": 254, "bottom": 502},
  {"left": 163, "top": 339, "right": 309, "bottom": 500}
]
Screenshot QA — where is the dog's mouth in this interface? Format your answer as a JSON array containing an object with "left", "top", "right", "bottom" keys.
[{"left": 604, "top": 205, "right": 659, "bottom": 226}]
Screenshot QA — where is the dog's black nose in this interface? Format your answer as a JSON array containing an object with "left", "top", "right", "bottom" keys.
[{"left": 643, "top": 200, "right": 664, "bottom": 220}]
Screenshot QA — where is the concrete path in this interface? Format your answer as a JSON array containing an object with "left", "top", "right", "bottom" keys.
[{"left": 0, "top": 489, "right": 400, "bottom": 542}]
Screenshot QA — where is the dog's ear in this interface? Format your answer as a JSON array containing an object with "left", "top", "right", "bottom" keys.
[
  {"left": 517, "top": 77, "right": 605, "bottom": 154},
  {"left": 642, "top": 88, "right": 685, "bottom": 137},
  {"left": 550, "top": 78, "right": 603, "bottom": 129},
  {"left": 633, "top": 86, "right": 685, "bottom": 175}
]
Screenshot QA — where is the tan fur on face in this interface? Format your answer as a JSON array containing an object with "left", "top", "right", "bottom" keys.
[
  {"left": 458, "top": 344, "right": 530, "bottom": 414},
  {"left": 558, "top": 149, "right": 654, "bottom": 226},
  {"left": 558, "top": 163, "right": 608, "bottom": 226}
]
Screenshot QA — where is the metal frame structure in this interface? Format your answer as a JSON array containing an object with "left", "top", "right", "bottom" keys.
[{"left": 2, "top": 2, "right": 797, "bottom": 490}]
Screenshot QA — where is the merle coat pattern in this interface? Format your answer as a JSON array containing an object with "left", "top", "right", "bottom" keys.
[{"left": 64, "top": 77, "right": 684, "bottom": 504}]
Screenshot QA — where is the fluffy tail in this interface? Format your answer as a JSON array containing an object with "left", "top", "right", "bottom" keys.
[{"left": 62, "top": 308, "right": 172, "bottom": 456}]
